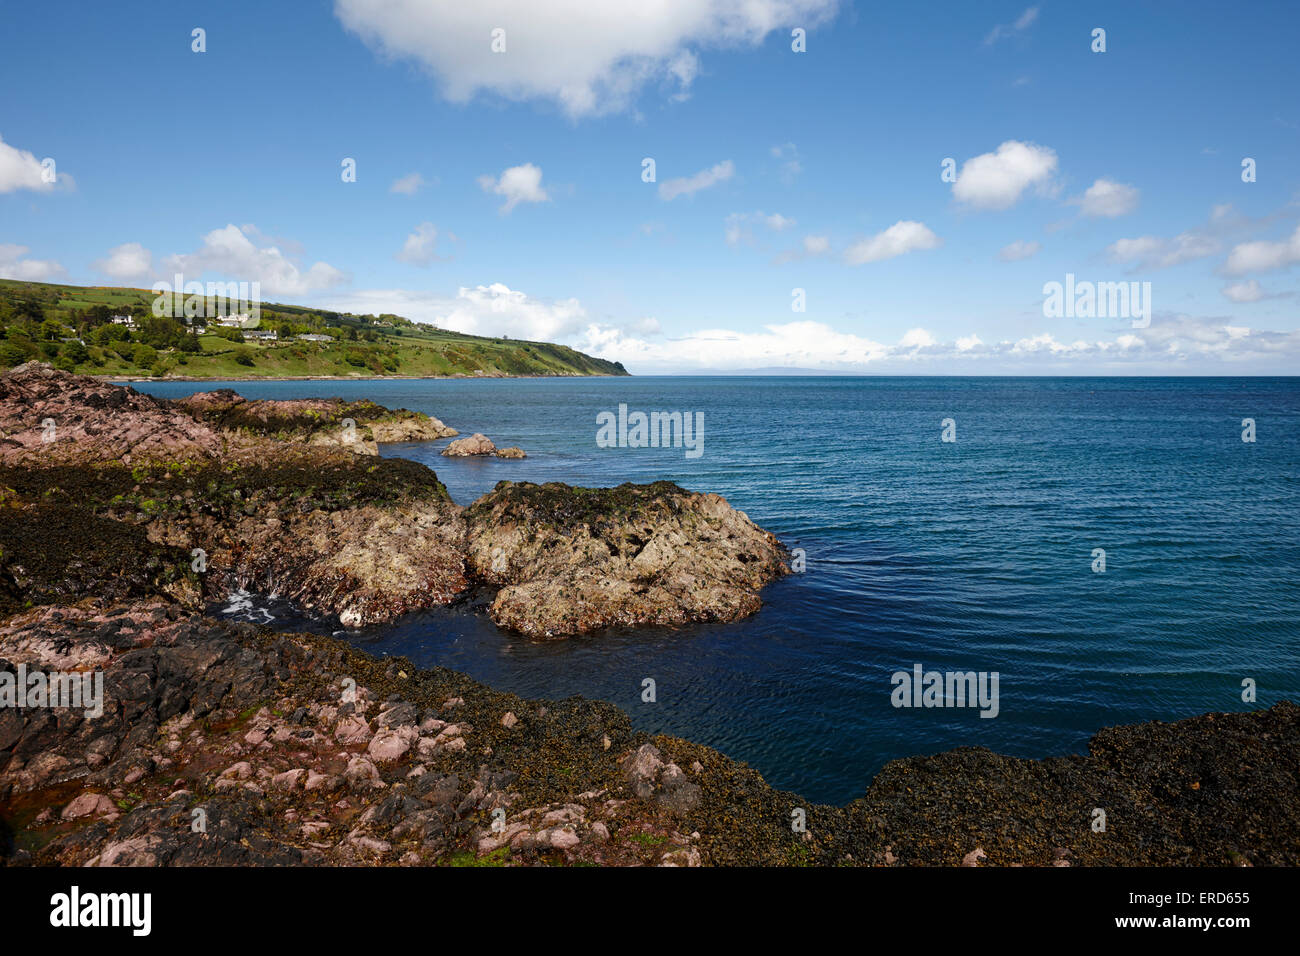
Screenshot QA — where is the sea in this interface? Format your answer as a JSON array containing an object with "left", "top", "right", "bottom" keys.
[{"left": 134, "top": 376, "right": 1300, "bottom": 805}]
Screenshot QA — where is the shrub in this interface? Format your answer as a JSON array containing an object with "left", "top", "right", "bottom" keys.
[
  {"left": 0, "top": 343, "right": 27, "bottom": 368},
  {"left": 62, "top": 340, "right": 89, "bottom": 365}
]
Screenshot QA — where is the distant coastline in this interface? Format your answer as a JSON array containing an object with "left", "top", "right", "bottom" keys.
[{"left": 0, "top": 279, "right": 629, "bottom": 381}]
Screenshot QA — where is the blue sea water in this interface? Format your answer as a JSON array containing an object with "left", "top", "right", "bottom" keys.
[{"left": 135, "top": 376, "right": 1300, "bottom": 805}]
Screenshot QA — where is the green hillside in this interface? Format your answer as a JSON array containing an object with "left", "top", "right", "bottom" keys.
[{"left": 0, "top": 279, "right": 629, "bottom": 379}]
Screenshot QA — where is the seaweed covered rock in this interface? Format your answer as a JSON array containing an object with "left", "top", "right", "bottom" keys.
[
  {"left": 0, "top": 365, "right": 789, "bottom": 635},
  {"left": 171, "top": 389, "right": 457, "bottom": 454},
  {"left": 839, "top": 701, "right": 1300, "bottom": 867},
  {"left": 0, "top": 456, "right": 466, "bottom": 628},
  {"left": 463, "top": 480, "right": 789, "bottom": 637},
  {"left": 0, "top": 504, "right": 200, "bottom": 617},
  {"left": 2, "top": 598, "right": 1296, "bottom": 867}
]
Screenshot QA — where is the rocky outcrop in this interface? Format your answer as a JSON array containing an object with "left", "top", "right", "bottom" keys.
[
  {"left": 0, "top": 455, "right": 466, "bottom": 628},
  {"left": 172, "top": 388, "right": 457, "bottom": 455},
  {"left": 0, "top": 364, "right": 456, "bottom": 465},
  {"left": 0, "top": 362, "right": 228, "bottom": 465},
  {"left": 0, "top": 365, "right": 787, "bottom": 636},
  {"left": 0, "top": 599, "right": 1295, "bottom": 867},
  {"left": 440, "top": 434, "right": 528, "bottom": 459},
  {"left": 463, "top": 481, "right": 789, "bottom": 637},
  {"left": 441, "top": 433, "right": 496, "bottom": 457}
]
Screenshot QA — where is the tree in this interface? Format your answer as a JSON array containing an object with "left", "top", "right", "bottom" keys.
[
  {"left": 133, "top": 344, "right": 158, "bottom": 368},
  {"left": 95, "top": 323, "right": 130, "bottom": 346},
  {"left": 61, "top": 340, "right": 89, "bottom": 365}
]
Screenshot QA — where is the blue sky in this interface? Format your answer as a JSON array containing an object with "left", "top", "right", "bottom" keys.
[{"left": 2, "top": 0, "right": 1298, "bottom": 373}]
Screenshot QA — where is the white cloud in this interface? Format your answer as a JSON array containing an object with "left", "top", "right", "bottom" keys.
[
  {"left": 322, "top": 278, "right": 1300, "bottom": 373},
  {"left": 952, "top": 140, "right": 1057, "bottom": 210},
  {"left": 573, "top": 312, "right": 1300, "bottom": 373},
  {"left": 1223, "top": 224, "right": 1300, "bottom": 276},
  {"left": 390, "top": 172, "right": 426, "bottom": 195},
  {"left": 162, "top": 224, "right": 349, "bottom": 297},
  {"left": 477, "top": 163, "right": 549, "bottom": 213},
  {"left": 659, "top": 159, "right": 734, "bottom": 201},
  {"left": 92, "top": 242, "right": 152, "bottom": 281},
  {"left": 395, "top": 222, "right": 449, "bottom": 266},
  {"left": 1222, "top": 279, "right": 1265, "bottom": 303},
  {"left": 985, "top": 6, "right": 1039, "bottom": 45},
  {"left": 1107, "top": 236, "right": 1162, "bottom": 262},
  {"left": 998, "top": 239, "right": 1041, "bottom": 261},
  {"left": 321, "top": 283, "right": 588, "bottom": 342},
  {"left": 580, "top": 319, "right": 892, "bottom": 370},
  {"left": 0, "top": 135, "right": 72, "bottom": 193},
  {"left": 0, "top": 243, "right": 65, "bottom": 281},
  {"left": 1073, "top": 178, "right": 1139, "bottom": 218},
  {"left": 1106, "top": 232, "right": 1219, "bottom": 270},
  {"left": 844, "top": 220, "right": 940, "bottom": 265},
  {"left": 335, "top": 0, "right": 841, "bottom": 118}
]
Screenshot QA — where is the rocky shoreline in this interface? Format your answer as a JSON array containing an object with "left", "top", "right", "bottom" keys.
[
  {"left": 2, "top": 600, "right": 1294, "bottom": 867},
  {"left": 0, "top": 363, "right": 786, "bottom": 634},
  {"left": 1, "top": 363, "right": 1296, "bottom": 867}
]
